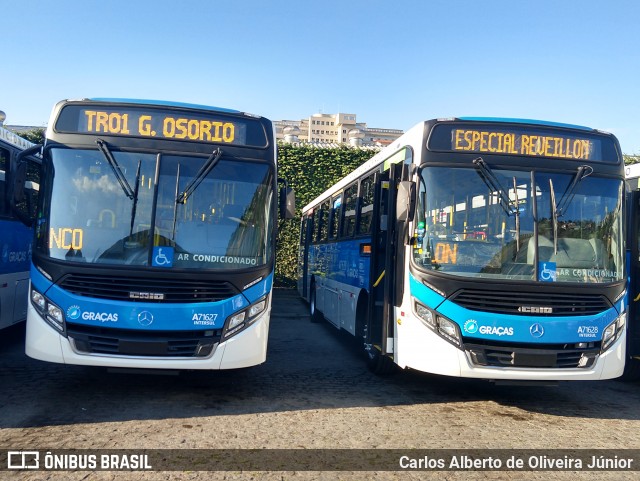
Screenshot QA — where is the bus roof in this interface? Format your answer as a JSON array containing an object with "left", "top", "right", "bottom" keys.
[
  {"left": 87, "top": 98, "right": 242, "bottom": 115},
  {"left": 457, "top": 117, "right": 596, "bottom": 132}
]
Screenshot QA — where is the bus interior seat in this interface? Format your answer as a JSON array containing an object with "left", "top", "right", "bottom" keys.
[
  {"left": 522, "top": 235, "right": 602, "bottom": 268},
  {"left": 176, "top": 220, "right": 236, "bottom": 253}
]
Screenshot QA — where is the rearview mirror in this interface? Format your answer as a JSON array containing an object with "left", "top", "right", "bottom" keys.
[{"left": 396, "top": 180, "right": 416, "bottom": 222}]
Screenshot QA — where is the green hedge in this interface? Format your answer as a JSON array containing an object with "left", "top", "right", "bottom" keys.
[{"left": 275, "top": 143, "right": 378, "bottom": 286}]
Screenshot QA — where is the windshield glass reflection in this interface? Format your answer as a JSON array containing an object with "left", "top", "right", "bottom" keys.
[
  {"left": 412, "top": 166, "right": 624, "bottom": 283},
  {"left": 42, "top": 148, "right": 273, "bottom": 269}
]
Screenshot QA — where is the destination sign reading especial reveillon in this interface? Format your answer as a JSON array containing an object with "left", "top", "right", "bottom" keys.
[
  {"left": 53, "top": 105, "right": 267, "bottom": 146},
  {"left": 452, "top": 128, "right": 594, "bottom": 160},
  {"left": 427, "top": 124, "right": 617, "bottom": 162}
]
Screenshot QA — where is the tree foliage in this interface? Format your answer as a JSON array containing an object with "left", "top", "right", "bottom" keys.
[
  {"left": 9, "top": 127, "right": 45, "bottom": 145},
  {"left": 275, "top": 143, "right": 378, "bottom": 286},
  {"left": 624, "top": 154, "right": 640, "bottom": 165}
]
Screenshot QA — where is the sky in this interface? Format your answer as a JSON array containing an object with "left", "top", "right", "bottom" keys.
[{"left": 2, "top": 0, "right": 640, "bottom": 154}]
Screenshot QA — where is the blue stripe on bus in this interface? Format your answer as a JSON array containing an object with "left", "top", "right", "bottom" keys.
[
  {"left": 31, "top": 265, "right": 273, "bottom": 331},
  {"left": 409, "top": 272, "right": 620, "bottom": 344},
  {"left": 457, "top": 117, "right": 593, "bottom": 132},
  {"left": 409, "top": 274, "right": 446, "bottom": 310}
]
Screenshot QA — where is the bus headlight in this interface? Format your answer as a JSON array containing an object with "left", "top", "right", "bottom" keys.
[
  {"left": 30, "top": 287, "right": 65, "bottom": 334},
  {"left": 602, "top": 312, "right": 626, "bottom": 352},
  {"left": 222, "top": 295, "right": 268, "bottom": 340},
  {"left": 31, "top": 289, "right": 46, "bottom": 311},
  {"left": 413, "top": 299, "right": 462, "bottom": 348}
]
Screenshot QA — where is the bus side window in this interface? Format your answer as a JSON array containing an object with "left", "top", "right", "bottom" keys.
[
  {"left": 310, "top": 212, "right": 318, "bottom": 244},
  {"left": 300, "top": 216, "right": 308, "bottom": 245},
  {"left": 329, "top": 194, "right": 342, "bottom": 240},
  {"left": 0, "top": 146, "right": 8, "bottom": 217},
  {"left": 341, "top": 182, "right": 357, "bottom": 238},
  {"left": 357, "top": 174, "right": 375, "bottom": 235},
  {"left": 319, "top": 200, "right": 330, "bottom": 242}
]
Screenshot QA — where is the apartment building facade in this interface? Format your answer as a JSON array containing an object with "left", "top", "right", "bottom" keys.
[{"left": 274, "top": 112, "right": 403, "bottom": 147}]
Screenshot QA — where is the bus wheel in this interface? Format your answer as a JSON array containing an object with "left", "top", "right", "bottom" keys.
[
  {"left": 363, "top": 324, "right": 396, "bottom": 375},
  {"left": 309, "top": 282, "right": 323, "bottom": 323}
]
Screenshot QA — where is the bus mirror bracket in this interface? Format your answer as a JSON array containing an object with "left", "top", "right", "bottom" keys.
[
  {"left": 396, "top": 180, "right": 416, "bottom": 223},
  {"left": 278, "top": 178, "right": 296, "bottom": 220}
]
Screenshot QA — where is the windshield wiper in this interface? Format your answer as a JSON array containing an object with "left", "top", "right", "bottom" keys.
[
  {"left": 176, "top": 148, "right": 223, "bottom": 204},
  {"left": 549, "top": 165, "right": 593, "bottom": 255},
  {"left": 472, "top": 157, "right": 518, "bottom": 216},
  {"left": 549, "top": 178, "right": 558, "bottom": 255},
  {"left": 96, "top": 139, "right": 135, "bottom": 200},
  {"left": 512, "top": 176, "right": 520, "bottom": 252},
  {"left": 473, "top": 157, "right": 521, "bottom": 253},
  {"left": 556, "top": 165, "right": 593, "bottom": 216},
  {"left": 129, "top": 159, "right": 142, "bottom": 236}
]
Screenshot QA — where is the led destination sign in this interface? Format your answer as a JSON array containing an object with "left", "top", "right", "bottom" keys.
[
  {"left": 54, "top": 105, "right": 267, "bottom": 147},
  {"left": 453, "top": 129, "right": 594, "bottom": 160},
  {"left": 428, "top": 123, "right": 618, "bottom": 163}
]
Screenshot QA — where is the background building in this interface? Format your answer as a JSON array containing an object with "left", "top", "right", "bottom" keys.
[{"left": 275, "top": 113, "right": 403, "bottom": 147}]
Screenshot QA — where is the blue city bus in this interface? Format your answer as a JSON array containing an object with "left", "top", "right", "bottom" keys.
[
  {"left": 13, "top": 98, "right": 294, "bottom": 370},
  {"left": 0, "top": 123, "right": 40, "bottom": 330},
  {"left": 299, "top": 118, "right": 626, "bottom": 381}
]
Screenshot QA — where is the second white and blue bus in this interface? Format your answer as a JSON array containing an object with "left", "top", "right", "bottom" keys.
[{"left": 299, "top": 117, "right": 626, "bottom": 381}]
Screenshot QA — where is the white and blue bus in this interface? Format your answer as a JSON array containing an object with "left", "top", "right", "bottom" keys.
[
  {"left": 13, "top": 98, "right": 294, "bottom": 370},
  {"left": 299, "top": 118, "right": 626, "bottom": 381},
  {"left": 0, "top": 121, "right": 40, "bottom": 330}
]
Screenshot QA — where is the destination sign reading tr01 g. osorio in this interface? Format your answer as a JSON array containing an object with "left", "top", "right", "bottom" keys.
[{"left": 55, "top": 106, "right": 251, "bottom": 145}]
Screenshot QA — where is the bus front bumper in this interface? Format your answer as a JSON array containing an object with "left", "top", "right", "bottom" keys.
[
  {"left": 396, "top": 321, "right": 625, "bottom": 381},
  {"left": 25, "top": 301, "right": 270, "bottom": 370}
]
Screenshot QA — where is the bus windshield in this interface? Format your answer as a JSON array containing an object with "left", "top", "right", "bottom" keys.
[
  {"left": 413, "top": 165, "right": 624, "bottom": 283},
  {"left": 42, "top": 148, "right": 274, "bottom": 269}
]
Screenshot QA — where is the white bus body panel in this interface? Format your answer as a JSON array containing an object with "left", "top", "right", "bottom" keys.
[
  {"left": 394, "top": 308, "right": 625, "bottom": 381},
  {"left": 25, "top": 300, "right": 271, "bottom": 370}
]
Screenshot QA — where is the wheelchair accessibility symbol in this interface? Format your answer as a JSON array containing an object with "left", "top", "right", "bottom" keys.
[
  {"left": 152, "top": 247, "right": 174, "bottom": 268},
  {"left": 538, "top": 262, "right": 557, "bottom": 282}
]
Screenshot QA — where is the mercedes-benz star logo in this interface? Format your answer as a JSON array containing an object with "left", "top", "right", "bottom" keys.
[
  {"left": 138, "top": 310, "right": 154, "bottom": 327},
  {"left": 530, "top": 323, "right": 544, "bottom": 338}
]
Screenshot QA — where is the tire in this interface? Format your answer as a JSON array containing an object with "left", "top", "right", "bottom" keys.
[{"left": 309, "top": 282, "right": 323, "bottom": 323}]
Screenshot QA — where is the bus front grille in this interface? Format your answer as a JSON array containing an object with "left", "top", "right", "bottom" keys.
[
  {"left": 465, "top": 342, "right": 599, "bottom": 369},
  {"left": 58, "top": 273, "right": 238, "bottom": 303},
  {"left": 451, "top": 289, "right": 611, "bottom": 316},
  {"left": 67, "top": 323, "right": 221, "bottom": 357}
]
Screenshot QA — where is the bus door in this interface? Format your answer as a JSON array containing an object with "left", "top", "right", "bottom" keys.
[
  {"left": 365, "top": 162, "right": 406, "bottom": 373},
  {"left": 628, "top": 189, "right": 640, "bottom": 363},
  {"left": 298, "top": 214, "right": 313, "bottom": 298}
]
